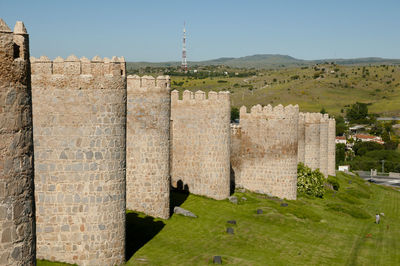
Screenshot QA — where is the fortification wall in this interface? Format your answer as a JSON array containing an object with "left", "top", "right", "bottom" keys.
[
  {"left": 328, "top": 118, "right": 336, "bottom": 176},
  {"left": 297, "top": 112, "right": 305, "bottom": 164},
  {"left": 304, "top": 113, "right": 322, "bottom": 170},
  {"left": 126, "top": 75, "right": 170, "bottom": 219},
  {"left": 170, "top": 90, "right": 231, "bottom": 200},
  {"left": 319, "top": 114, "right": 329, "bottom": 176},
  {"left": 31, "top": 55, "right": 126, "bottom": 265},
  {"left": 0, "top": 20, "right": 36, "bottom": 265},
  {"left": 231, "top": 104, "right": 299, "bottom": 200}
]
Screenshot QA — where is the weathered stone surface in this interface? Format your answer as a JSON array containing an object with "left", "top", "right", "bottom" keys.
[
  {"left": 0, "top": 19, "right": 36, "bottom": 266},
  {"left": 173, "top": 207, "right": 197, "bottom": 218},
  {"left": 228, "top": 196, "right": 238, "bottom": 204},
  {"left": 31, "top": 55, "right": 126, "bottom": 265},
  {"left": 304, "top": 112, "right": 322, "bottom": 171},
  {"left": 226, "top": 227, "right": 234, "bottom": 234},
  {"left": 170, "top": 90, "right": 231, "bottom": 200},
  {"left": 231, "top": 104, "right": 299, "bottom": 200},
  {"left": 213, "top": 256, "right": 222, "bottom": 264},
  {"left": 328, "top": 118, "right": 336, "bottom": 176},
  {"left": 126, "top": 75, "right": 170, "bottom": 219}
]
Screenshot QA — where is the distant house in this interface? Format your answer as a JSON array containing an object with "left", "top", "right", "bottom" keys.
[
  {"left": 349, "top": 125, "right": 367, "bottom": 134},
  {"left": 335, "top": 136, "right": 346, "bottom": 144},
  {"left": 353, "top": 134, "right": 384, "bottom": 145},
  {"left": 377, "top": 117, "right": 400, "bottom": 121},
  {"left": 338, "top": 165, "right": 350, "bottom": 172}
]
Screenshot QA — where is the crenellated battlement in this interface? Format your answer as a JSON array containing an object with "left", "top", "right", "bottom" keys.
[
  {"left": 0, "top": 19, "right": 29, "bottom": 61},
  {"left": 30, "top": 55, "right": 126, "bottom": 76},
  {"left": 171, "top": 90, "right": 230, "bottom": 103},
  {"left": 240, "top": 104, "right": 299, "bottom": 119},
  {"left": 304, "top": 112, "right": 323, "bottom": 123},
  {"left": 230, "top": 123, "right": 242, "bottom": 136},
  {"left": 127, "top": 74, "right": 170, "bottom": 92}
]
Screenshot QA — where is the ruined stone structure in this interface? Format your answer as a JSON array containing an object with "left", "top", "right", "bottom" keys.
[
  {"left": 170, "top": 90, "right": 231, "bottom": 200},
  {"left": 0, "top": 19, "right": 36, "bottom": 265},
  {"left": 304, "top": 112, "right": 322, "bottom": 171},
  {"left": 126, "top": 75, "right": 170, "bottom": 219},
  {"left": 31, "top": 55, "right": 126, "bottom": 265},
  {"left": 231, "top": 104, "right": 299, "bottom": 200},
  {"left": 319, "top": 114, "right": 329, "bottom": 176},
  {"left": 297, "top": 112, "right": 305, "bottom": 164},
  {"left": 328, "top": 118, "right": 336, "bottom": 176}
]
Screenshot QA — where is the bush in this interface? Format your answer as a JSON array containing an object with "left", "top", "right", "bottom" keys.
[
  {"left": 297, "top": 163, "right": 325, "bottom": 198},
  {"left": 327, "top": 176, "right": 340, "bottom": 191}
]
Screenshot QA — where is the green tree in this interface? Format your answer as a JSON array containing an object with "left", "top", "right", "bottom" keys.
[
  {"left": 346, "top": 102, "right": 368, "bottom": 123},
  {"left": 336, "top": 143, "right": 346, "bottom": 166},
  {"left": 231, "top": 107, "right": 239, "bottom": 122},
  {"left": 320, "top": 107, "right": 326, "bottom": 114},
  {"left": 353, "top": 141, "right": 384, "bottom": 156}
]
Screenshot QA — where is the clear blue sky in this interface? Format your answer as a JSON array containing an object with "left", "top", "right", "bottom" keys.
[{"left": 1, "top": 0, "right": 399, "bottom": 62}]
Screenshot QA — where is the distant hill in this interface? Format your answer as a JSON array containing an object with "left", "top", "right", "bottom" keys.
[{"left": 127, "top": 54, "right": 400, "bottom": 70}]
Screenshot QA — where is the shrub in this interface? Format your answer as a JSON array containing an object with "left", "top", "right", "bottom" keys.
[
  {"left": 217, "top": 80, "right": 228, "bottom": 83},
  {"left": 327, "top": 176, "right": 340, "bottom": 191},
  {"left": 297, "top": 163, "right": 325, "bottom": 198}
]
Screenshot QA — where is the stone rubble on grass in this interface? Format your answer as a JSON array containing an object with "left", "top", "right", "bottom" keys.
[
  {"left": 241, "top": 197, "right": 247, "bottom": 201},
  {"left": 173, "top": 207, "right": 197, "bottom": 218},
  {"left": 213, "top": 256, "right": 222, "bottom": 264},
  {"left": 257, "top": 209, "right": 263, "bottom": 214},
  {"left": 228, "top": 196, "right": 238, "bottom": 204},
  {"left": 280, "top": 203, "right": 288, "bottom": 207},
  {"left": 226, "top": 227, "right": 234, "bottom": 234},
  {"left": 227, "top": 220, "right": 236, "bottom": 225}
]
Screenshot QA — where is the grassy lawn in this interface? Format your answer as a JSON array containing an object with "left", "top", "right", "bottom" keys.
[
  {"left": 38, "top": 172, "right": 400, "bottom": 265},
  {"left": 170, "top": 64, "right": 400, "bottom": 116}
]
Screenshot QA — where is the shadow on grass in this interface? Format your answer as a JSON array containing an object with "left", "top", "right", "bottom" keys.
[
  {"left": 170, "top": 186, "right": 190, "bottom": 216},
  {"left": 125, "top": 189, "right": 190, "bottom": 261},
  {"left": 125, "top": 212, "right": 165, "bottom": 261}
]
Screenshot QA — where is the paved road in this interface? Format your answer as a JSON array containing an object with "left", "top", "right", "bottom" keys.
[{"left": 355, "top": 171, "right": 400, "bottom": 187}]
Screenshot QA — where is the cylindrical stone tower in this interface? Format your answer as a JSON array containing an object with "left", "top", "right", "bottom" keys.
[
  {"left": 328, "top": 118, "right": 336, "bottom": 176},
  {"left": 126, "top": 75, "right": 170, "bottom": 219},
  {"left": 304, "top": 112, "right": 322, "bottom": 170},
  {"left": 319, "top": 114, "right": 329, "bottom": 177},
  {"left": 170, "top": 90, "right": 231, "bottom": 200},
  {"left": 0, "top": 19, "right": 36, "bottom": 265},
  {"left": 31, "top": 55, "right": 127, "bottom": 265},
  {"left": 297, "top": 112, "right": 305, "bottom": 164},
  {"left": 231, "top": 104, "right": 299, "bottom": 200}
]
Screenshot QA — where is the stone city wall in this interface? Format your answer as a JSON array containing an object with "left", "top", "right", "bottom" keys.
[
  {"left": 231, "top": 104, "right": 299, "bottom": 200},
  {"left": 319, "top": 114, "right": 329, "bottom": 176},
  {"left": 297, "top": 112, "right": 305, "bottom": 164},
  {"left": 31, "top": 55, "right": 126, "bottom": 265},
  {"left": 170, "top": 90, "right": 231, "bottom": 200},
  {"left": 304, "top": 112, "right": 322, "bottom": 171},
  {"left": 126, "top": 75, "right": 170, "bottom": 219},
  {"left": 328, "top": 117, "right": 336, "bottom": 176},
  {"left": 0, "top": 19, "right": 36, "bottom": 266}
]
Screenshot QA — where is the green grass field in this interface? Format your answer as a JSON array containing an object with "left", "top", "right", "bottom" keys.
[
  {"left": 170, "top": 64, "right": 400, "bottom": 116},
  {"left": 37, "top": 172, "right": 400, "bottom": 265}
]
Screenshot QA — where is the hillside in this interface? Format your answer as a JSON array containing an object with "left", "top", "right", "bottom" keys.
[
  {"left": 126, "top": 54, "right": 400, "bottom": 70},
  {"left": 169, "top": 64, "right": 400, "bottom": 116},
  {"left": 38, "top": 172, "right": 400, "bottom": 265}
]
